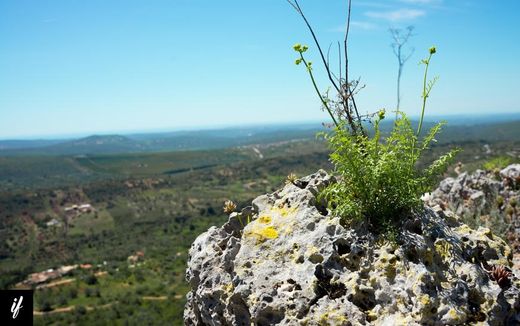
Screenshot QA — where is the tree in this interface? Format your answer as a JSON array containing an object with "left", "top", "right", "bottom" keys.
[{"left": 390, "top": 26, "right": 414, "bottom": 116}]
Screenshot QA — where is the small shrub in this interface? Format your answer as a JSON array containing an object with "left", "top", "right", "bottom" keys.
[
  {"left": 318, "top": 48, "right": 458, "bottom": 228},
  {"left": 74, "top": 305, "right": 87, "bottom": 316},
  {"left": 290, "top": 2, "right": 459, "bottom": 232},
  {"left": 68, "top": 287, "right": 78, "bottom": 299},
  {"left": 483, "top": 156, "right": 513, "bottom": 171},
  {"left": 40, "top": 300, "right": 53, "bottom": 312},
  {"left": 84, "top": 274, "right": 98, "bottom": 285},
  {"left": 496, "top": 195, "right": 505, "bottom": 208},
  {"left": 57, "top": 295, "right": 68, "bottom": 306},
  {"left": 320, "top": 111, "right": 457, "bottom": 227}
]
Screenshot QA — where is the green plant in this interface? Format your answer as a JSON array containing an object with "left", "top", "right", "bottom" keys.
[
  {"left": 300, "top": 45, "right": 458, "bottom": 228},
  {"left": 496, "top": 195, "right": 505, "bottom": 208},
  {"left": 288, "top": 0, "right": 365, "bottom": 137},
  {"left": 320, "top": 110, "right": 458, "bottom": 226},
  {"left": 483, "top": 156, "right": 513, "bottom": 171},
  {"left": 289, "top": 1, "right": 458, "bottom": 230}
]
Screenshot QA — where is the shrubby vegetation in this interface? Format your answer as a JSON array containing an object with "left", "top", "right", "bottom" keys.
[
  {"left": 290, "top": 0, "right": 458, "bottom": 230},
  {"left": 320, "top": 49, "right": 458, "bottom": 228},
  {"left": 483, "top": 156, "right": 514, "bottom": 172}
]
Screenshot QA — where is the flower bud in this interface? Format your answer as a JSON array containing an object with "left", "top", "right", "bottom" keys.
[
  {"left": 378, "top": 109, "right": 385, "bottom": 120},
  {"left": 293, "top": 43, "right": 302, "bottom": 52},
  {"left": 429, "top": 46, "right": 436, "bottom": 54}
]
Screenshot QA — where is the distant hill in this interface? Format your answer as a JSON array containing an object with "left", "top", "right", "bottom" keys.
[
  {"left": 378, "top": 120, "right": 520, "bottom": 144},
  {"left": 49, "top": 135, "right": 142, "bottom": 155},
  {"left": 1, "top": 118, "right": 519, "bottom": 156},
  {"left": 0, "top": 124, "right": 324, "bottom": 156}
]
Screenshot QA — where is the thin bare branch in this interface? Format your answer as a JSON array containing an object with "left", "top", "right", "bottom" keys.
[
  {"left": 344, "top": 0, "right": 351, "bottom": 87},
  {"left": 327, "top": 43, "right": 333, "bottom": 77},
  {"left": 287, "top": 0, "right": 342, "bottom": 95},
  {"left": 338, "top": 41, "right": 342, "bottom": 83},
  {"left": 403, "top": 47, "right": 415, "bottom": 63},
  {"left": 287, "top": 0, "right": 366, "bottom": 137}
]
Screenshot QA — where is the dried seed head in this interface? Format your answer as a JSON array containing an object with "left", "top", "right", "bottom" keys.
[
  {"left": 223, "top": 200, "right": 237, "bottom": 214},
  {"left": 286, "top": 173, "right": 298, "bottom": 185}
]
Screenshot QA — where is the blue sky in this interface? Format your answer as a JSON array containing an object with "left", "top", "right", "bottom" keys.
[{"left": 0, "top": 0, "right": 519, "bottom": 139}]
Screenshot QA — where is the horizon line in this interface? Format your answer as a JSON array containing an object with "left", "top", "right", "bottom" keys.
[{"left": 1, "top": 112, "right": 519, "bottom": 141}]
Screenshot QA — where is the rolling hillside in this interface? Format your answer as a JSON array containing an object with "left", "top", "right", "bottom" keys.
[{"left": 2, "top": 118, "right": 519, "bottom": 157}]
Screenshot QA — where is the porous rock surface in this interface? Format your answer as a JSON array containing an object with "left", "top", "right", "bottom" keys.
[
  {"left": 425, "top": 164, "right": 520, "bottom": 252},
  {"left": 425, "top": 164, "right": 519, "bottom": 219},
  {"left": 184, "top": 170, "right": 520, "bottom": 325}
]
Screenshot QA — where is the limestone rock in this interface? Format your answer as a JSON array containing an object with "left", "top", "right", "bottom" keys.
[
  {"left": 185, "top": 170, "right": 520, "bottom": 325},
  {"left": 501, "top": 164, "right": 520, "bottom": 182},
  {"left": 427, "top": 164, "right": 520, "bottom": 252}
]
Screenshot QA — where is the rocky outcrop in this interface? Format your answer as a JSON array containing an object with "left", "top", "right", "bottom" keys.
[
  {"left": 425, "top": 164, "right": 520, "bottom": 252},
  {"left": 185, "top": 170, "right": 520, "bottom": 325}
]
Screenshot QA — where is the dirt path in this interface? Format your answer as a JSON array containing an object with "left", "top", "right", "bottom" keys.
[
  {"left": 34, "top": 303, "right": 114, "bottom": 316},
  {"left": 34, "top": 306, "right": 74, "bottom": 315},
  {"left": 142, "top": 296, "right": 168, "bottom": 300},
  {"left": 36, "top": 271, "right": 107, "bottom": 290},
  {"left": 34, "top": 295, "right": 179, "bottom": 316},
  {"left": 36, "top": 278, "right": 75, "bottom": 289}
]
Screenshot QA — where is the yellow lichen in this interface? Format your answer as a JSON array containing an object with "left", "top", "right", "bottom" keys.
[
  {"left": 455, "top": 224, "right": 473, "bottom": 235},
  {"left": 260, "top": 226, "right": 278, "bottom": 238},
  {"left": 420, "top": 294, "right": 430, "bottom": 306},
  {"left": 318, "top": 310, "right": 348, "bottom": 325},
  {"left": 258, "top": 215, "right": 272, "bottom": 224},
  {"left": 396, "top": 295, "right": 406, "bottom": 308},
  {"left": 480, "top": 227, "right": 493, "bottom": 239},
  {"left": 223, "top": 283, "right": 234, "bottom": 293},
  {"left": 366, "top": 310, "right": 378, "bottom": 322},
  {"left": 435, "top": 240, "right": 452, "bottom": 262},
  {"left": 447, "top": 307, "right": 463, "bottom": 321},
  {"left": 440, "top": 282, "right": 450, "bottom": 290},
  {"left": 270, "top": 206, "right": 297, "bottom": 218},
  {"left": 244, "top": 224, "right": 279, "bottom": 244}
]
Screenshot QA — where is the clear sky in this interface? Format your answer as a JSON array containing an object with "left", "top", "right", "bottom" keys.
[{"left": 1, "top": 0, "right": 519, "bottom": 139}]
